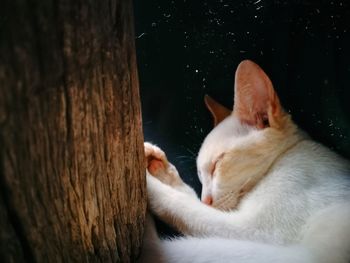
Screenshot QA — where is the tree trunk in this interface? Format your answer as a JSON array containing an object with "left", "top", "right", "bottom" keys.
[{"left": 0, "top": 0, "right": 146, "bottom": 262}]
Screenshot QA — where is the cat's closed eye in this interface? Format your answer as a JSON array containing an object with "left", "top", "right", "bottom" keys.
[{"left": 210, "top": 153, "right": 225, "bottom": 175}]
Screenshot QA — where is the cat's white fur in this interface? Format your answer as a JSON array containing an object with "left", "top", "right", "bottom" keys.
[{"left": 140, "top": 60, "right": 350, "bottom": 263}]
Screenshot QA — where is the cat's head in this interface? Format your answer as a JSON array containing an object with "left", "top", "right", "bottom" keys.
[{"left": 197, "top": 60, "right": 302, "bottom": 210}]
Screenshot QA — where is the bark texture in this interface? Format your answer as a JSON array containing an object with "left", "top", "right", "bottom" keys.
[{"left": 0, "top": 0, "right": 146, "bottom": 262}]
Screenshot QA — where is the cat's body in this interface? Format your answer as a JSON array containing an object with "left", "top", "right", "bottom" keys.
[{"left": 141, "top": 60, "right": 350, "bottom": 263}]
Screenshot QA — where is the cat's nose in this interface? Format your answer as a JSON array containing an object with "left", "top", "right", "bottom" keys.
[{"left": 202, "top": 196, "right": 213, "bottom": 206}]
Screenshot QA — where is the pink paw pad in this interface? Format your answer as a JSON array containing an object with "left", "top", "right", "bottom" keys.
[{"left": 148, "top": 159, "right": 165, "bottom": 174}]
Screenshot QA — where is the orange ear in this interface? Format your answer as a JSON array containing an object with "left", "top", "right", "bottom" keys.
[
  {"left": 233, "top": 60, "right": 284, "bottom": 129},
  {"left": 204, "top": 95, "right": 232, "bottom": 126}
]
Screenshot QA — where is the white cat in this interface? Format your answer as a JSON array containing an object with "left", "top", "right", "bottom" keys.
[{"left": 140, "top": 60, "right": 350, "bottom": 263}]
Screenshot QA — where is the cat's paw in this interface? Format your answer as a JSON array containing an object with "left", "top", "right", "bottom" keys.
[
  {"left": 144, "top": 142, "right": 169, "bottom": 172},
  {"left": 144, "top": 142, "right": 182, "bottom": 187}
]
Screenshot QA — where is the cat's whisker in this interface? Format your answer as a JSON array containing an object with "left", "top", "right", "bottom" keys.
[{"left": 182, "top": 146, "right": 197, "bottom": 158}]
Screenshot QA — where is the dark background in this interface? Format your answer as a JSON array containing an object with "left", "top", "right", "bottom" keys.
[{"left": 134, "top": 0, "right": 350, "bottom": 233}]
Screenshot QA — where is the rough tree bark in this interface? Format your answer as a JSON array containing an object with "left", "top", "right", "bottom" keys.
[{"left": 0, "top": 0, "right": 146, "bottom": 262}]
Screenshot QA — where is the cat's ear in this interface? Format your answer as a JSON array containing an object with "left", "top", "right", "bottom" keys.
[
  {"left": 233, "top": 60, "right": 284, "bottom": 129},
  {"left": 204, "top": 95, "right": 232, "bottom": 126}
]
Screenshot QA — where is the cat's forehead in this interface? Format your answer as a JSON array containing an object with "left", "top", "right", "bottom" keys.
[{"left": 197, "top": 115, "right": 251, "bottom": 167}]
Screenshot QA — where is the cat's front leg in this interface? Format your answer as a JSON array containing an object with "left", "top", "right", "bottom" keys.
[
  {"left": 146, "top": 174, "right": 243, "bottom": 237},
  {"left": 144, "top": 142, "right": 197, "bottom": 197}
]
